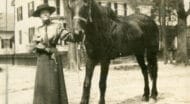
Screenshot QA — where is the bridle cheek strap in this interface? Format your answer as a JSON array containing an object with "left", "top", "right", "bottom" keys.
[{"left": 73, "top": 16, "right": 88, "bottom": 23}]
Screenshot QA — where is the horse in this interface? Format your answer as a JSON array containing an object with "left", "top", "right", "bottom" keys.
[{"left": 68, "top": 0, "right": 159, "bottom": 103}]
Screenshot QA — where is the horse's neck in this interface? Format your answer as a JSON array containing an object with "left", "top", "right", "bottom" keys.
[{"left": 90, "top": 3, "right": 115, "bottom": 35}]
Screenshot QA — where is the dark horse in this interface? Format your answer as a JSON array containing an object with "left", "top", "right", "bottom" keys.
[{"left": 69, "top": 0, "right": 159, "bottom": 103}]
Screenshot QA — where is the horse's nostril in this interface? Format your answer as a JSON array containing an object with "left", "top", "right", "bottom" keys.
[
  {"left": 79, "top": 30, "right": 83, "bottom": 35},
  {"left": 74, "top": 30, "right": 83, "bottom": 35}
]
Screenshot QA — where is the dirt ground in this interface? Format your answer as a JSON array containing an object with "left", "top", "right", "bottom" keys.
[{"left": 0, "top": 62, "right": 190, "bottom": 104}]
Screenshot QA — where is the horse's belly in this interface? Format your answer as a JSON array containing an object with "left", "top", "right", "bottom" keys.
[{"left": 118, "top": 39, "right": 145, "bottom": 55}]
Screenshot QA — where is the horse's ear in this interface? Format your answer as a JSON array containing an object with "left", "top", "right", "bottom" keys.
[
  {"left": 88, "top": 6, "right": 93, "bottom": 22},
  {"left": 87, "top": 0, "right": 93, "bottom": 22},
  {"left": 68, "top": 0, "right": 72, "bottom": 9}
]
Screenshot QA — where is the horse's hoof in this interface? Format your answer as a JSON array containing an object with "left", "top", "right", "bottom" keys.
[
  {"left": 99, "top": 99, "right": 105, "bottom": 104},
  {"left": 80, "top": 100, "right": 89, "bottom": 104},
  {"left": 141, "top": 95, "right": 149, "bottom": 101},
  {"left": 149, "top": 97, "right": 157, "bottom": 104},
  {"left": 0, "top": 67, "right": 3, "bottom": 72}
]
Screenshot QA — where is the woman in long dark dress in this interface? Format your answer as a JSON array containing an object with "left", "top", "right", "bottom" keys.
[{"left": 31, "top": 4, "right": 71, "bottom": 104}]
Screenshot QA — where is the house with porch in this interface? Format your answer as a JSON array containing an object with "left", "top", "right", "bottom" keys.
[{"left": 0, "top": 13, "right": 14, "bottom": 55}]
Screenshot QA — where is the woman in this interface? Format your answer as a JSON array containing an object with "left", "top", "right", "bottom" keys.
[{"left": 31, "top": 3, "right": 72, "bottom": 104}]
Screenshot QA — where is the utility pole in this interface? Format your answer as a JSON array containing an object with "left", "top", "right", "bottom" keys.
[
  {"left": 5, "top": 0, "right": 9, "bottom": 104},
  {"left": 63, "top": 0, "right": 79, "bottom": 71}
]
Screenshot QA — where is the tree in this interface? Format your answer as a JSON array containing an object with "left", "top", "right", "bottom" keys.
[
  {"left": 152, "top": 0, "right": 189, "bottom": 64},
  {"left": 160, "top": 0, "right": 168, "bottom": 64},
  {"left": 175, "top": 0, "right": 189, "bottom": 64},
  {"left": 63, "top": 0, "right": 79, "bottom": 70}
]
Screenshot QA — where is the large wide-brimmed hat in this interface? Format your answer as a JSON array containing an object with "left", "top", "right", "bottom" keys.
[{"left": 33, "top": 3, "right": 56, "bottom": 17}]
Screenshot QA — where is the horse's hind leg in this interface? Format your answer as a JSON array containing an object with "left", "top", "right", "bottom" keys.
[
  {"left": 80, "top": 58, "right": 97, "bottom": 104},
  {"left": 135, "top": 54, "right": 150, "bottom": 101},
  {"left": 99, "top": 60, "right": 110, "bottom": 104},
  {"left": 147, "top": 51, "right": 158, "bottom": 102}
]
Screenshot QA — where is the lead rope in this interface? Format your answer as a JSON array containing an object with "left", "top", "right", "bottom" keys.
[{"left": 76, "top": 34, "right": 86, "bottom": 86}]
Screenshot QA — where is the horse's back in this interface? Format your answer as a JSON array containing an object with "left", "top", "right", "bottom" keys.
[{"left": 120, "top": 14, "right": 159, "bottom": 53}]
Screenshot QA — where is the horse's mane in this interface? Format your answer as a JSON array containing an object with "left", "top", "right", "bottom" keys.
[
  {"left": 87, "top": 1, "right": 121, "bottom": 36},
  {"left": 88, "top": 1, "right": 149, "bottom": 40},
  {"left": 91, "top": 1, "right": 118, "bottom": 23},
  {"left": 85, "top": 1, "right": 126, "bottom": 57}
]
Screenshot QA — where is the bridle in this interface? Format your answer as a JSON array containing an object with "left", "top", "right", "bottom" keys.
[
  {"left": 72, "top": 1, "right": 93, "bottom": 24},
  {"left": 73, "top": 16, "right": 88, "bottom": 23}
]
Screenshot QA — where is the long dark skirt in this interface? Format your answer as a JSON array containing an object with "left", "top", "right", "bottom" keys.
[{"left": 33, "top": 53, "right": 68, "bottom": 104}]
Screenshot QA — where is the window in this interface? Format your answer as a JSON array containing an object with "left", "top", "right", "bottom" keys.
[
  {"left": 1, "top": 40, "right": 4, "bottom": 48},
  {"left": 1, "top": 39, "right": 12, "bottom": 49},
  {"left": 135, "top": 8, "right": 140, "bottom": 14},
  {"left": 56, "top": 0, "right": 60, "bottom": 15},
  {"left": 28, "top": 1, "right": 34, "bottom": 17},
  {"left": 107, "top": 2, "right": 111, "bottom": 8},
  {"left": 29, "top": 27, "right": 35, "bottom": 43},
  {"left": 44, "top": 0, "right": 48, "bottom": 4},
  {"left": 19, "top": 30, "right": 22, "bottom": 44},
  {"left": 10, "top": 39, "right": 13, "bottom": 48},
  {"left": 17, "top": 6, "right": 23, "bottom": 21},
  {"left": 114, "top": 3, "right": 118, "bottom": 15},
  {"left": 124, "top": 3, "right": 127, "bottom": 16},
  {"left": 98, "top": 2, "right": 101, "bottom": 5}
]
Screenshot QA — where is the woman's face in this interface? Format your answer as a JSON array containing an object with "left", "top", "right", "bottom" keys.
[{"left": 40, "top": 10, "right": 50, "bottom": 21}]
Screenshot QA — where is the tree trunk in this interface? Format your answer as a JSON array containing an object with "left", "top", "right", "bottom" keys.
[
  {"left": 176, "top": 19, "right": 188, "bottom": 64},
  {"left": 63, "top": 0, "right": 79, "bottom": 70},
  {"left": 160, "top": 0, "right": 168, "bottom": 64},
  {"left": 176, "top": 0, "right": 188, "bottom": 64}
]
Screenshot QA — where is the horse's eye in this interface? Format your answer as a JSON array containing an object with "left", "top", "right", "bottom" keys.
[
  {"left": 83, "top": 0, "right": 88, "bottom": 3},
  {"left": 84, "top": 3, "right": 88, "bottom": 7}
]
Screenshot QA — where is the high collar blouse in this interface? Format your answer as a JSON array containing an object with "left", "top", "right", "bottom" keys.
[{"left": 33, "top": 22, "right": 68, "bottom": 48}]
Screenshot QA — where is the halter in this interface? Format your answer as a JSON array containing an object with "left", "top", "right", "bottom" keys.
[
  {"left": 73, "top": 16, "right": 88, "bottom": 23},
  {"left": 73, "top": 5, "right": 93, "bottom": 23}
]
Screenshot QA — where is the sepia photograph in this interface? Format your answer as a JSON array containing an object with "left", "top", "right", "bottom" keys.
[{"left": 0, "top": 0, "right": 190, "bottom": 104}]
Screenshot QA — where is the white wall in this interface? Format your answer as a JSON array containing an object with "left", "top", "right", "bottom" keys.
[{"left": 138, "top": 5, "right": 152, "bottom": 16}]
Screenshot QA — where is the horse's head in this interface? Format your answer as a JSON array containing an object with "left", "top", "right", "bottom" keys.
[{"left": 69, "top": 0, "right": 93, "bottom": 42}]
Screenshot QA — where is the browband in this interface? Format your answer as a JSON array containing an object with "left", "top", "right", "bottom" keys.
[{"left": 73, "top": 16, "right": 88, "bottom": 23}]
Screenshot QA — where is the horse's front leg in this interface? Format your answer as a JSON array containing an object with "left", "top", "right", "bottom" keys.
[
  {"left": 80, "top": 58, "right": 97, "bottom": 104},
  {"left": 99, "top": 60, "right": 110, "bottom": 104}
]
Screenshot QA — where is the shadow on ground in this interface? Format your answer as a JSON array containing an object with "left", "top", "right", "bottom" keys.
[{"left": 117, "top": 93, "right": 173, "bottom": 104}]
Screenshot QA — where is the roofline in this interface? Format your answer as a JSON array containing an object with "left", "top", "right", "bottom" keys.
[{"left": 0, "top": 30, "right": 14, "bottom": 32}]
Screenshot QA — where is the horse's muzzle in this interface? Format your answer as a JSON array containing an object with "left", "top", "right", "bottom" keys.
[
  {"left": 73, "top": 30, "right": 84, "bottom": 42},
  {"left": 74, "top": 29, "right": 83, "bottom": 36}
]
